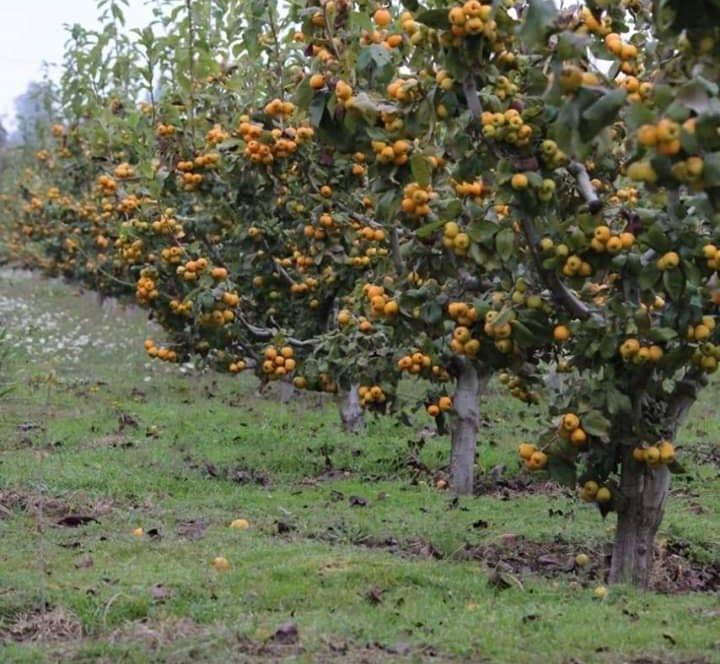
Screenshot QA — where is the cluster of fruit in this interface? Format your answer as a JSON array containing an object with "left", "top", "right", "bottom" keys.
[
  {"left": 589, "top": 225, "right": 635, "bottom": 254},
  {"left": 632, "top": 441, "right": 676, "bottom": 466},
  {"left": 400, "top": 182, "right": 434, "bottom": 219},
  {"left": 144, "top": 339, "right": 177, "bottom": 362},
  {"left": 96, "top": 175, "right": 118, "bottom": 195},
  {"left": 206, "top": 124, "right": 228, "bottom": 144},
  {"left": 480, "top": 109, "right": 532, "bottom": 147},
  {"left": 579, "top": 480, "right": 611, "bottom": 504},
  {"left": 155, "top": 123, "right": 176, "bottom": 137},
  {"left": 518, "top": 442, "right": 548, "bottom": 471},
  {"left": 397, "top": 351, "right": 432, "bottom": 375},
  {"left": 177, "top": 257, "right": 209, "bottom": 282},
  {"left": 263, "top": 98, "right": 295, "bottom": 117},
  {"left": 261, "top": 346, "right": 296, "bottom": 379},
  {"left": 371, "top": 138, "right": 411, "bottom": 166},
  {"left": 136, "top": 275, "right": 159, "bottom": 304},
  {"left": 362, "top": 284, "right": 399, "bottom": 318},
  {"left": 559, "top": 413, "right": 587, "bottom": 447},
  {"left": 441, "top": 222, "right": 471, "bottom": 256},
  {"left": 358, "top": 384, "right": 387, "bottom": 408},
  {"left": 426, "top": 396, "right": 453, "bottom": 417},
  {"left": 618, "top": 338, "right": 664, "bottom": 364},
  {"left": 113, "top": 162, "right": 134, "bottom": 179},
  {"left": 169, "top": 298, "right": 193, "bottom": 318}
]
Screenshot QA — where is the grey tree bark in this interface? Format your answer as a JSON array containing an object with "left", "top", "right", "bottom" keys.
[
  {"left": 609, "top": 445, "right": 671, "bottom": 587},
  {"left": 609, "top": 377, "right": 700, "bottom": 586},
  {"left": 338, "top": 383, "right": 364, "bottom": 433},
  {"left": 449, "top": 359, "right": 488, "bottom": 495}
]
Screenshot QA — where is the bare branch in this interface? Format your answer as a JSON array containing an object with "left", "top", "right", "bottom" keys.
[
  {"left": 462, "top": 75, "right": 482, "bottom": 119},
  {"left": 568, "top": 161, "right": 602, "bottom": 213},
  {"left": 390, "top": 226, "right": 404, "bottom": 275}
]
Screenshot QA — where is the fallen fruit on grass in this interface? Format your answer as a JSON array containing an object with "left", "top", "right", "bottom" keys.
[
  {"left": 593, "top": 585, "right": 608, "bottom": 600},
  {"left": 230, "top": 518, "right": 250, "bottom": 530},
  {"left": 212, "top": 556, "right": 230, "bottom": 571},
  {"left": 575, "top": 553, "right": 590, "bottom": 567},
  {"left": 132, "top": 527, "right": 144, "bottom": 537}
]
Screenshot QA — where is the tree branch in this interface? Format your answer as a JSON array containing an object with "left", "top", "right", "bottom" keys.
[
  {"left": 518, "top": 211, "right": 596, "bottom": 321},
  {"left": 568, "top": 161, "right": 602, "bottom": 213}
]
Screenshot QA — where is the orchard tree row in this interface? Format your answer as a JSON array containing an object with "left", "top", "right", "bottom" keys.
[{"left": 1, "top": 0, "right": 719, "bottom": 587}]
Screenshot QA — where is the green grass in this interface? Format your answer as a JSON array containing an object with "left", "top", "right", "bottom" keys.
[{"left": 0, "top": 270, "right": 719, "bottom": 663}]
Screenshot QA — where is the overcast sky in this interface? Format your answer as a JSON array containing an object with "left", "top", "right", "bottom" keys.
[{"left": 0, "top": 0, "right": 155, "bottom": 131}]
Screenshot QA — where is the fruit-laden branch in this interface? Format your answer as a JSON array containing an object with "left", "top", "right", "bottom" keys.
[
  {"left": 567, "top": 161, "right": 602, "bottom": 213},
  {"left": 518, "top": 211, "right": 596, "bottom": 321}
]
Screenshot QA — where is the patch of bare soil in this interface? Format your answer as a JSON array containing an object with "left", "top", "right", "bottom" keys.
[
  {"left": 313, "top": 527, "right": 719, "bottom": 594},
  {"left": 685, "top": 441, "right": 720, "bottom": 470},
  {"left": 0, "top": 606, "right": 83, "bottom": 644},
  {"left": 0, "top": 488, "right": 114, "bottom": 523},
  {"left": 459, "top": 535, "right": 720, "bottom": 594}
]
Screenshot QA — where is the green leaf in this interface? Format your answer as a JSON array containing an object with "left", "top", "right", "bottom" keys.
[
  {"left": 648, "top": 327, "right": 678, "bottom": 342},
  {"left": 547, "top": 455, "right": 576, "bottom": 489},
  {"left": 643, "top": 223, "right": 671, "bottom": 252},
  {"left": 581, "top": 88, "right": 627, "bottom": 136},
  {"left": 581, "top": 410, "right": 611, "bottom": 438},
  {"left": 521, "top": 0, "right": 557, "bottom": 48},
  {"left": 638, "top": 262, "right": 660, "bottom": 290},
  {"left": 495, "top": 227, "right": 515, "bottom": 261},
  {"left": 415, "top": 8, "right": 451, "bottom": 29},
  {"left": 703, "top": 152, "right": 720, "bottom": 188},
  {"left": 663, "top": 269, "right": 685, "bottom": 302},
  {"left": 605, "top": 384, "right": 632, "bottom": 415},
  {"left": 468, "top": 219, "right": 498, "bottom": 243},
  {"left": 415, "top": 218, "right": 445, "bottom": 239},
  {"left": 410, "top": 154, "right": 431, "bottom": 187}
]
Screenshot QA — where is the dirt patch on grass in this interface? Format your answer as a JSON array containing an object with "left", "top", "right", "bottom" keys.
[
  {"left": 313, "top": 526, "right": 719, "bottom": 594},
  {"left": 0, "top": 606, "right": 83, "bottom": 644},
  {"left": 684, "top": 441, "right": 720, "bottom": 470},
  {"left": 459, "top": 535, "right": 720, "bottom": 594},
  {"left": 0, "top": 488, "right": 114, "bottom": 522}
]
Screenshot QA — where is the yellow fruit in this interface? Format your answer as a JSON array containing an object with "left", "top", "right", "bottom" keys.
[
  {"left": 511, "top": 173, "right": 529, "bottom": 190},
  {"left": 645, "top": 446, "right": 661, "bottom": 465},
  {"left": 562, "top": 413, "right": 580, "bottom": 432},
  {"left": 527, "top": 450, "right": 548, "bottom": 470},
  {"left": 570, "top": 427, "right": 587, "bottom": 446},
  {"left": 374, "top": 8, "right": 392, "bottom": 26},
  {"left": 595, "top": 487, "right": 611, "bottom": 504},
  {"left": 575, "top": 553, "right": 590, "bottom": 567},
  {"left": 132, "top": 527, "right": 144, "bottom": 537},
  {"left": 438, "top": 396, "right": 453, "bottom": 411},
  {"left": 518, "top": 442, "right": 536, "bottom": 460},
  {"left": 658, "top": 441, "right": 675, "bottom": 464},
  {"left": 553, "top": 325, "right": 571, "bottom": 342},
  {"left": 212, "top": 556, "right": 231, "bottom": 571},
  {"left": 230, "top": 518, "right": 250, "bottom": 530},
  {"left": 593, "top": 585, "right": 608, "bottom": 600}
]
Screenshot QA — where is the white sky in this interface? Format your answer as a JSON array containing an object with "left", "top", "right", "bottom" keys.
[{"left": 0, "top": 0, "right": 155, "bottom": 132}]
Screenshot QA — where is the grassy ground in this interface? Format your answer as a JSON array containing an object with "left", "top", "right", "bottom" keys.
[{"left": 0, "top": 270, "right": 719, "bottom": 663}]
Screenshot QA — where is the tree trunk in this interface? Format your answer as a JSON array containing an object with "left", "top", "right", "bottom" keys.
[
  {"left": 449, "top": 359, "right": 488, "bottom": 495},
  {"left": 338, "top": 383, "right": 364, "bottom": 433},
  {"left": 609, "top": 445, "right": 671, "bottom": 587},
  {"left": 610, "top": 378, "right": 700, "bottom": 587},
  {"left": 279, "top": 376, "right": 295, "bottom": 404}
]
